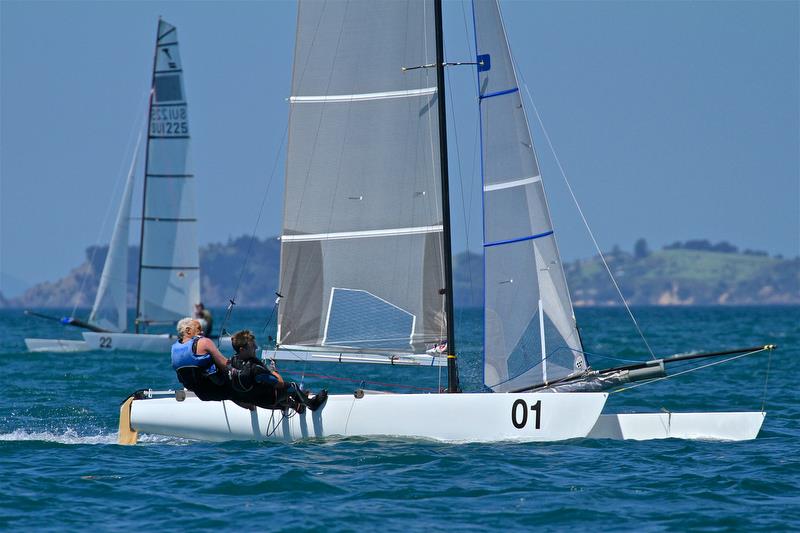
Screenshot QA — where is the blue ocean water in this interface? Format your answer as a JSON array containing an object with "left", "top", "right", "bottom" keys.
[{"left": 1, "top": 306, "right": 798, "bottom": 531}]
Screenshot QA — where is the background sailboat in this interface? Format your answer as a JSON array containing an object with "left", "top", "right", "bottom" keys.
[{"left": 26, "top": 19, "right": 202, "bottom": 354}]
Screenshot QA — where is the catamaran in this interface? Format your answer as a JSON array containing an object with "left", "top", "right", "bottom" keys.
[
  {"left": 26, "top": 19, "right": 203, "bottom": 354},
  {"left": 119, "top": 0, "right": 773, "bottom": 444}
]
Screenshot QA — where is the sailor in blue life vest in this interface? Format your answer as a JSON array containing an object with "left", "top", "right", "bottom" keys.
[
  {"left": 228, "top": 329, "right": 328, "bottom": 413},
  {"left": 171, "top": 317, "right": 232, "bottom": 401}
]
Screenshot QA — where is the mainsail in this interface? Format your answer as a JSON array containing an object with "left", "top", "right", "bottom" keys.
[
  {"left": 474, "top": 0, "right": 585, "bottom": 391},
  {"left": 136, "top": 19, "right": 200, "bottom": 329},
  {"left": 277, "top": 0, "right": 446, "bottom": 355},
  {"left": 88, "top": 132, "right": 141, "bottom": 332}
]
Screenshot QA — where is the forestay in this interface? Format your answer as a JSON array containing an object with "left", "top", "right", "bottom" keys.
[
  {"left": 137, "top": 19, "right": 200, "bottom": 328},
  {"left": 88, "top": 133, "right": 141, "bottom": 332},
  {"left": 474, "top": 0, "right": 585, "bottom": 391},
  {"left": 278, "top": 0, "right": 447, "bottom": 356}
]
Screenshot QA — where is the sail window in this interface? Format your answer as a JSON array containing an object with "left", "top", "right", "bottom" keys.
[
  {"left": 154, "top": 75, "right": 183, "bottom": 102},
  {"left": 323, "top": 288, "right": 415, "bottom": 351}
]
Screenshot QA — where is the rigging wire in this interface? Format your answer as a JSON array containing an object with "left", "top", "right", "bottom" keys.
[
  {"left": 521, "top": 83, "right": 657, "bottom": 361},
  {"left": 72, "top": 90, "right": 150, "bottom": 321},
  {"left": 215, "top": 123, "right": 288, "bottom": 340}
]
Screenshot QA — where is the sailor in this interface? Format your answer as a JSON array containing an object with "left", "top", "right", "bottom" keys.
[
  {"left": 228, "top": 329, "right": 328, "bottom": 412},
  {"left": 171, "top": 317, "right": 231, "bottom": 401},
  {"left": 193, "top": 303, "right": 214, "bottom": 337}
]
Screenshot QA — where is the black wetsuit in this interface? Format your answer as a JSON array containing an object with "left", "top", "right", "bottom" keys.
[{"left": 228, "top": 355, "right": 310, "bottom": 410}]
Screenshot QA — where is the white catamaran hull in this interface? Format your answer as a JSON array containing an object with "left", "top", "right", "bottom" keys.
[
  {"left": 80, "top": 332, "right": 233, "bottom": 353},
  {"left": 127, "top": 391, "right": 608, "bottom": 443},
  {"left": 24, "top": 338, "right": 89, "bottom": 353},
  {"left": 587, "top": 412, "right": 765, "bottom": 441}
]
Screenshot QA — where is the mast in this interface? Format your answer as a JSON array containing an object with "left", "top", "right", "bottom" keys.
[
  {"left": 434, "top": 0, "right": 460, "bottom": 393},
  {"left": 135, "top": 18, "right": 160, "bottom": 334}
]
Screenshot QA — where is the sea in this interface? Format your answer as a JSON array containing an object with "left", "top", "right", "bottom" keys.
[{"left": 1, "top": 306, "right": 798, "bottom": 531}]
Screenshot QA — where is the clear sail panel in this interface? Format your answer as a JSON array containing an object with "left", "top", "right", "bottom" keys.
[
  {"left": 278, "top": 0, "right": 442, "bottom": 355},
  {"left": 475, "top": 0, "right": 584, "bottom": 390}
]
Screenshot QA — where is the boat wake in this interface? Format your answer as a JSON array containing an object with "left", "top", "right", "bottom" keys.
[{"left": 0, "top": 428, "right": 190, "bottom": 445}]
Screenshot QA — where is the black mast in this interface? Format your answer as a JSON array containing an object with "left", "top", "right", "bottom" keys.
[
  {"left": 433, "top": 0, "right": 460, "bottom": 393},
  {"left": 135, "top": 18, "right": 160, "bottom": 334}
]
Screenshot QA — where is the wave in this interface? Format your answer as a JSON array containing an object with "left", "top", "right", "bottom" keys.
[{"left": 0, "top": 428, "right": 190, "bottom": 445}]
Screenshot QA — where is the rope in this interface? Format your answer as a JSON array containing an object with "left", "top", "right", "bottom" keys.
[
  {"left": 521, "top": 83, "right": 657, "bottom": 361},
  {"left": 278, "top": 370, "right": 438, "bottom": 393},
  {"left": 611, "top": 347, "right": 768, "bottom": 394}
]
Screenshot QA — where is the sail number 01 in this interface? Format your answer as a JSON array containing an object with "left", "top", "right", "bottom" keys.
[{"left": 511, "top": 399, "right": 541, "bottom": 430}]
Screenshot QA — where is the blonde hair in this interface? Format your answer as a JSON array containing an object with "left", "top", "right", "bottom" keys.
[{"left": 177, "top": 317, "right": 198, "bottom": 340}]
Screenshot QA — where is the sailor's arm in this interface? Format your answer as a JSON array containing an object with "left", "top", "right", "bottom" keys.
[{"left": 196, "top": 337, "right": 228, "bottom": 371}]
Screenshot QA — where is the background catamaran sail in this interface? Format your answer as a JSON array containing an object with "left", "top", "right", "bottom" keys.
[
  {"left": 474, "top": 0, "right": 585, "bottom": 391},
  {"left": 87, "top": 134, "right": 141, "bottom": 332},
  {"left": 136, "top": 19, "right": 200, "bottom": 330},
  {"left": 277, "top": 0, "right": 447, "bottom": 356}
]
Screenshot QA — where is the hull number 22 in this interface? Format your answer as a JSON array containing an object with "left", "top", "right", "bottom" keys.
[{"left": 511, "top": 399, "right": 541, "bottom": 429}]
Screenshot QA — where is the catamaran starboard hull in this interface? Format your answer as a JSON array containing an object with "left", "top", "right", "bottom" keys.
[
  {"left": 126, "top": 391, "right": 608, "bottom": 443},
  {"left": 587, "top": 412, "right": 765, "bottom": 441}
]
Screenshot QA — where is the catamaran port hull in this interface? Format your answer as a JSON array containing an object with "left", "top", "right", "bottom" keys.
[
  {"left": 24, "top": 338, "right": 88, "bottom": 352},
  {"left": 82, "top": 332, "right": 234, "bottom": 353},
  {"left": 127, "top": 391, "right": 608, "bottom": 443}
]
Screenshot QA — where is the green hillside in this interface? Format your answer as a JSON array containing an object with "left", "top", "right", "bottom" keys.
[
  {"left": 566, "top": 249, "right": 798, "bottom": 306},
  {"left": 4, "top": 237, "right": 798, "bottom": 308}
]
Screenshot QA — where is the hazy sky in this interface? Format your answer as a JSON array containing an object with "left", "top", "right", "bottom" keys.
[{"left": 1, "top": 0, "right": 798, "bottom": 297}]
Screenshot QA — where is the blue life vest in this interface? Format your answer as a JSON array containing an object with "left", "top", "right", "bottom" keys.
[{"left": 171, "top": 336, "right": 217, "bottom": 376}]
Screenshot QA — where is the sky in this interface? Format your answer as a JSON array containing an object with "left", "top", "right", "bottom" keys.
[{"left": 1, "top": 0, "right": 798, "bottom": 297}]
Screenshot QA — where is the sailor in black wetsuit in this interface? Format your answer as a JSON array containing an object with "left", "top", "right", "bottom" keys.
[
  {"left": 228, "top": 329, "right": 327, "bottom": 412},
  {"left": 171, "top": 318, "right": 231, "bottom": 401}
]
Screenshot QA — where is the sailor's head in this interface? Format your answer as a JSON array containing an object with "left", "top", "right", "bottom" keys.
[
  {"left": 177, "top": 317, "right": 203, "bottom": 340},
  {"left": 231, "top": 329, "right": 257, "bottom": 359}
]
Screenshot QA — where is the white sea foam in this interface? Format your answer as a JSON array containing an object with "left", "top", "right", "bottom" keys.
[
  {"left": 0, "top": 428, "right": 117, "bottom": 445},
  {"left": 0, "top": 428, "right": 192, "bottom": 445}
]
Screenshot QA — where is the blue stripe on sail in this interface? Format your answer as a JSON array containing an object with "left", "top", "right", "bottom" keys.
[
  {"left": 483, "top": 230, "right": 554, "bottom": 248},
  {"left": 479, "top": 87, "right": 519, "bottom": 100}
]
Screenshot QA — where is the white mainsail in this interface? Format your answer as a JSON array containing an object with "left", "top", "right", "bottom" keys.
[
  {"left": 277, "top": 0, "right": 446, "bottom": 356},
  {"left": 88, "top": 132, "right": 142, "bottom": 332},
  {"left": 474, "top": 0, "right": 585, "bottom": 391},
  {"left": 136, "top": 19, "right": 200, "bottom": 330}
]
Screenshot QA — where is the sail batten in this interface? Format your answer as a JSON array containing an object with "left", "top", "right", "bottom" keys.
[
  {"left": 290, "top": 87, "right": 436, "bottom": 103},
  {"left": 282, "top": 225, "right": 443, "bottom": 242}
]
